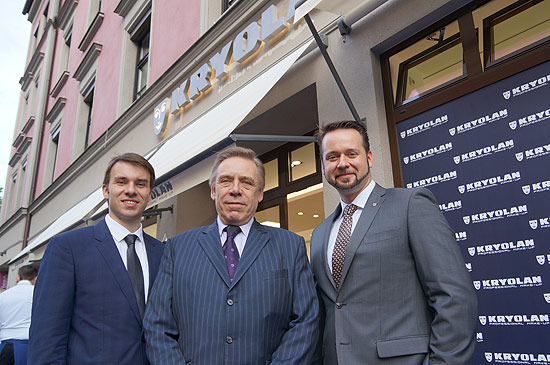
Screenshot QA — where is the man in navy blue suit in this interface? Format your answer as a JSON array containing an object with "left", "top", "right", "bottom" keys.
[
  {"left": 29, "top": 153, "right": 164, "bottom": 365},
  {"left": 144, "top": 146, "right": 319, "bottom": 364}
]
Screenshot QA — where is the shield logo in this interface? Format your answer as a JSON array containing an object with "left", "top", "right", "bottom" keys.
[
  {"left": 458, "top": 185, "right": 465, "bottom": 194},
  {"left": 468, "top": 247, "right": 476, "bottom": 256},
  {"left": 544, "top": 293, "right": 550, "bottom": 304},
  {"left": 477, "top": 332, "right": 484, "bottom": 342},
  {"left": 485, "top": 352, "right": 493, "bottom": 362},
  {"left": 400, "top": 131, "right": 406, "bottom": 139},
  {"left": 537, "top": 255, "right": 546, "bottom": 265},
  {"left": 463, "top": 216, "right": 471, "bottom": 225},
  {"left": 522, "top": 185, "right": 531, "bottom": 195},
  {"left": 473, "top": 281, "right": 481, "bottom": 290},
  {"left": 529, "top": 220, "right": 538, "bottom": 230},
  {"left": 449, "top": 127, "right": 456, "bottom": 136},
  {"left": 503, "top": 90, "right": 511, "bottom": 99},
  {"left": 454, "top": 156, "right": 461, "bottom": 164},
  {"left": 479, "top": 316, "right": 487, "bottom": 325},
  {"left": 509, "top": 120, "right": 517, "bottom": 130},
  {"left": 403, "top": 156, "right": 409, "bottom": 165},
  {"left": 515, "top": 152, "right": 524, "bottom": 161},
  {"left": 465, "top": 263, "right": 472, "bottom": 272},
  {"left": 153, "top": 98, "right": 171, "bottom": 136}
]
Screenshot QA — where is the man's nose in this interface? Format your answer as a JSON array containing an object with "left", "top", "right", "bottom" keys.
[
  {"left": 126, "top": 182, "right": 137, "bottom": 195},
  {"left": 337, "top": 155, "right": 349, "bottom": 169},
  {"left": 228, "top": 180, "right": 241, "bottom": 195}
]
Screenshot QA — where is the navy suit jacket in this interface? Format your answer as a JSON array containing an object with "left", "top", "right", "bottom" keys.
[
  {"left": 29, "top": 219, "right": 164, "bottom": 365},
  {"left": 144, "top": 220, "right": 319, "bottom": 364}
]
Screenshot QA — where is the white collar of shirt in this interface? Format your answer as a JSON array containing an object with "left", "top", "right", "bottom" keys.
[
  {"left": 216, "top": 216, "right": 254, "bottom": 256},
  {"left": 327, "top": 180, "right": 376, "bottom": 272},
  {"left": 104, "top": 214, "right": 151, "bottom": 300},
  {"left": 16, "top": 281, "right": 32, "bottom": 287}
]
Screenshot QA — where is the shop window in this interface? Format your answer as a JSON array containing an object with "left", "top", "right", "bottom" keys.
[
  {"left": 255, "top": 205, "right": 280, "bottom": 228},
  {"left": 390, "top": 20, "right": 463, "bottom": 105},
  {"left": 482, "top": 0, "right": 550, "bottom": 67},
  {"left": 263, "top": 158, "right": 279, "bottom": 191},
  {"left": 289, "top": 143, "right": 317, "bottom": 182},
  {"left": 286, "top": 183, "right": 324, "bottom": 256}
]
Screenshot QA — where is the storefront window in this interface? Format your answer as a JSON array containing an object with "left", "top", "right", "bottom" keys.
[
  {"left": 263, "top": 158, "right": 279, "bottom": 191},
  {"left": 287, "top": 183, "right": 324, "bottom": 256},
  {"left": 255, "top": 205, "right": 280, "bottom": 228},
  {"left": 288, "top": 143, "right": 317, "bottom": 182}
]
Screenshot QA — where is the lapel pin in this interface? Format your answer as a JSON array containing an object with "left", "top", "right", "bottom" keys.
[{"left": 372, "top": 202, "right": 377, "bottom": 207}]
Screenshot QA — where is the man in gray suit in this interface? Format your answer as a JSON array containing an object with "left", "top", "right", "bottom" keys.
[
  {"left": 144, "top": 146, "right": 319, "bottom": 364},
  {"left": 310, "top": 120, "right": 477, "bottom": 364}
]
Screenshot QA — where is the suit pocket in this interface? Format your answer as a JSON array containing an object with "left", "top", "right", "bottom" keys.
[
  {"left": 264, "top": 269, "right": 288, "bottom": 280},
  {"left": 376, "top": 335, "right": 429, "bottom": 358}
]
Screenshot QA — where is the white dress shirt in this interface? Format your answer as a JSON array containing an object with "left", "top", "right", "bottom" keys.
[
  {"left": 0, "top": 280, "right": 34, "bottom": 341},
  {"left": 105, "top": 214, "right": 151, "bottom": 300},
  {"left": 216, "top": 216, "right": 254, "bottom": 256},
  {"left": 327, "top": 179, "right": 376, "bottom": 272}
]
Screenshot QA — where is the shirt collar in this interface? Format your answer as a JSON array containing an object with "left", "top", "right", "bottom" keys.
[
  {"left": 105, "top": 214, "right": 144, "bottom": 243},
  {"left": 16, "top": 280, "right": 32, "bottom": 286},
  {"left": 216, "top": 216, "right": 254, "bottom": 239},
  {"left": 339, "top": 179, "right": 376, "bottom": 213}
]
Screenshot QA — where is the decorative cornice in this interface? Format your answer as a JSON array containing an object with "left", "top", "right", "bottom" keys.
[
  {"left": 114, "top": 0, "right": 135, "bottom": 17},
  {"left": 78, "top": 12, "right": 104, "bottom": 52},
  {"left": 0, "top": 207, "right": 27, "bottom": 239},
  {"left": 18, "top": 137, "right": 32, "bottom": 155},
  {"left": 20, "top": 52, "right": 44, "bottom": 90},
  {"left": 45, "top": 97, "right": 66, "bottom": 125},
  {"left": 12, "top": 133, "right": 25, "bottom": 148},
  {"left": 50, "top": 71, "right": 69, "bottom": 98},
  {"left": 57, "top": 0, "right": 78, "bottom": 31},
  {"left": 27, "top": 0, "right": 43, "bottom": 23},
  {"left": 22, "top": 116, "right": 35, "bottom": 134},
  {"left": 9, "top": 152, "right": 21, "bottom": 167},
  {"left": 73, "top": 43, "right": 102, "bottom": 82}
]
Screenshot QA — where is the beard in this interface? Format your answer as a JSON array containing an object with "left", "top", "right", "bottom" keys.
[{"left": 326, "top": 165, "right": 370, "bottom": 192}]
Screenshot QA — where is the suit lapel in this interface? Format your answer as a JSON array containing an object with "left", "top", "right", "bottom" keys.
[
  {"left": 198, "top": 222, "right": 232, "bottom": 288},
  {"left": 339, "top": 184, "right": 386, "bottom": 288},
  {"left": 93, "top": 219, "right": 142, "bottom": 324},
  {"left": 230, "top": 221, "right": 269, "bottom": 288},
  {"left": 144, "top": 234, "right": 161, "bottom": 293}
]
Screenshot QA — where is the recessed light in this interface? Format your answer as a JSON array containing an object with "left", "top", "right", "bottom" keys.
[
  {"left": 291, "top": 160, "right": 302, "bottom": 167},
  {"left": 313, "top": 214, "right": 319, "bottom": 218},
  {"left": 297, "top": 212, "right": 304, "bottom": 216}
]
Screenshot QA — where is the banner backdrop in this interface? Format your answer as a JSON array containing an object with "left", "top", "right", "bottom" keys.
[{"left": 396, "top": 61, "right": 550, "bottom": 364}]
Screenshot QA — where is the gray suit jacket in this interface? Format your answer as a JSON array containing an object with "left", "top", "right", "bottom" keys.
[
  {"left": 144, "top": 220, "right": 319, "bottom": 364},
  {"left": 310, "top": 184, "right": 477, "bottom": 364}
]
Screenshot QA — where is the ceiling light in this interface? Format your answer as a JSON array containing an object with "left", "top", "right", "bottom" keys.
[
  {"left": 297, "top": 212, "right": 304, "bottom": 216},
  {"left": 290, "top": 160, "right": 302, "bottom": 167},
  {"left": 313, "top": 214, "right": 319, "bottom": 218}
]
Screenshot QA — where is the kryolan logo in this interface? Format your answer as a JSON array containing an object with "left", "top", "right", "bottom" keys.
[
  {"left": 502, "top": 73, "right": 550, "bottom": 99},
  {"left": 485, "top": 352, "right": 550, "bottom": 363},
  {"left": 449, "top": 109, "right": 507, "bottom": 136},
  {"left": 400, "top": 115, "right": 447, "bottom": 139},
  {"left": 515, "top": 143, "right": 550, "bottom": 161},
  {"left": 153, "top": 0, "right": 300, "bottom": 135}
]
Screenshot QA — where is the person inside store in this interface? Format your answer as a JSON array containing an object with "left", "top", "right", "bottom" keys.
[
  {"left": 0, "top": 264, "right": 37, "bottom": 365},
  {"left": 310, "top": 120, "right": 478, "bottom": 364},
  {"left": 144, "top": 146, "right": 319, "bottom": 364},
  {"left": 28, "top": 153, "right": 164, "bottom": 365}
]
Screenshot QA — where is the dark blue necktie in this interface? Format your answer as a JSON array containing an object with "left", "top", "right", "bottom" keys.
[
  {"left": 223, "top": 226, "right": 241, "bottom": 281},
  {"left": 125, "top": 234, "right": 145, "bottom": 318}
]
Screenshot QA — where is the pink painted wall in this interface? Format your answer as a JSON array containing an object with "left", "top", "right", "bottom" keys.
[{"left": 149, "top": 0, "right": 201, "bottom": 84}]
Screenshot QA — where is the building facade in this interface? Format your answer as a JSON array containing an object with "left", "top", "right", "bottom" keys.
[{"left": 1, "top": 0, "right": 548, "bottom": 361}]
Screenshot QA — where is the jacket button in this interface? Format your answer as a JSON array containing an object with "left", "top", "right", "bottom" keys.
[
  {"left": 226, "top": 336, "right": 233, "bottom": 344},
  {"left": 227, "top": 298, "right": 234, "bottom": 306},
  {"left": 336, "top": 302, "right": 343, "bottom": 309}
]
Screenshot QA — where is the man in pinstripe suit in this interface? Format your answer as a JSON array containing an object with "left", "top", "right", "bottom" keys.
[{"left": 144, "top": 146, "right": 319, "bottom": 364}]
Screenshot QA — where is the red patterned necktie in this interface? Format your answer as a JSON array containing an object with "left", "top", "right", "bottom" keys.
[{"left": 332, "top": 204, "right": 358, "bottom": 289}]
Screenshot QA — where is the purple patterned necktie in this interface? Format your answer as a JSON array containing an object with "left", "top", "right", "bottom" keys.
[{"left": 223, "top": 225, "right": 241, "bottom": 281}]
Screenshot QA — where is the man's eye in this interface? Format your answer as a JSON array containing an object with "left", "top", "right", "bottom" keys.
[
  {"left": 348, "top": 152, "right": 358, "bottom": 157},
  {"left": 327, "top": 155, "right": 337, "bottom": 161}
]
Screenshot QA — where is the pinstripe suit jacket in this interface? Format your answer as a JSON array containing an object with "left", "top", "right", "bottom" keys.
[
  {"left": 311, "top": 185, "right": 477, "bottom": 364},
  {"left": 28, "top": 219, "right": 164, "bottom": 365},
  {"left": 143, "top": 219, "right": 319, "bottom": 364}
]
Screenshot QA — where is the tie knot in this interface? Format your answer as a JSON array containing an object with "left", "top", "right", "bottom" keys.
[
  {"left": 225, "top": 225, "right": 241, "bottom": 239},
  {"left": 344, "top": 204, "right": 358, "bottom": 217},
  {"left": 124, "top": 234, "right": 137, "bottom": 246}
]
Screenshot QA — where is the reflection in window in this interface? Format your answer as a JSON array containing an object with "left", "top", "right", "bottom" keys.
[
  {"left": 263, "top": 158, "right": 279, "bottom": 191},
  {"left": 289, "top": 143, "right": 317, "bottom": 182}
]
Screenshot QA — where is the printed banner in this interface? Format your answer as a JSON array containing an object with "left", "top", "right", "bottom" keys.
[{"left": 396, "top": 61, "right": 550, "bottom": 364}]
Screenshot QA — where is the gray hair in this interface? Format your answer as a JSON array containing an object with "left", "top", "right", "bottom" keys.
[{"left": 209, "top": 146, "right": 265, "bottom": 189}]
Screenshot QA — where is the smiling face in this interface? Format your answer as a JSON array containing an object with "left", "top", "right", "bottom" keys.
[
  {"left": 102, "top": 161, "right": 151, "bottom": 231},
  {"left": 210, "top": 156, "right": 264, "bottom": 226},
  {"left": 321, "top": 128, "right": 373, "bottom": 203}
]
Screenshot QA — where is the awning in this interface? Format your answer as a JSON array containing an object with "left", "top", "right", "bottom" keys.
[
  {"left": 10, "top": 40, "right": 312, "bottom": 263},
  {"left": 10, "top": 188, "right": 106, "bottom": 263}
]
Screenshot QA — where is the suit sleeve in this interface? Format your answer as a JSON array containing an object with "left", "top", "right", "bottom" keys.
[
  {"left": 143, "top": 238, "right": 187, "bottom": 364},
  {"left": 271, "top": 236, "right": 320, "bottom": 365},
  {"left": 407, "top": 188, "right": 478, "bottom": 364},
  {"left": 28, "top": 235, "right": 75, "bottom": 365}
]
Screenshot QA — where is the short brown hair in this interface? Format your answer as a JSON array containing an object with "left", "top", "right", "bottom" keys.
[
  {"left": 18, "top": 264, "right": 38, "bottom": 281},
  {"left": 316, "top": 120, "right": 370, "bottom": 155},
  {"left": 209, "top": 146, "right": 265, "bottom": 190},
  {"left": 103, "top": 153, "right": 155, "bottom": 189}
]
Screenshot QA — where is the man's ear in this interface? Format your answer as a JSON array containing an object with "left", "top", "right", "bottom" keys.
[
  {"left": 102, "top": 184, "right": 109, "bottom": 200},
  {"left": 210, "top": 184, "right": 216, "bottom": 201}
]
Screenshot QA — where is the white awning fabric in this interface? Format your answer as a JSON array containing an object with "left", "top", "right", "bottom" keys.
[{"left": 10, "top": 40, "right": 312, "bottom": 263}]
